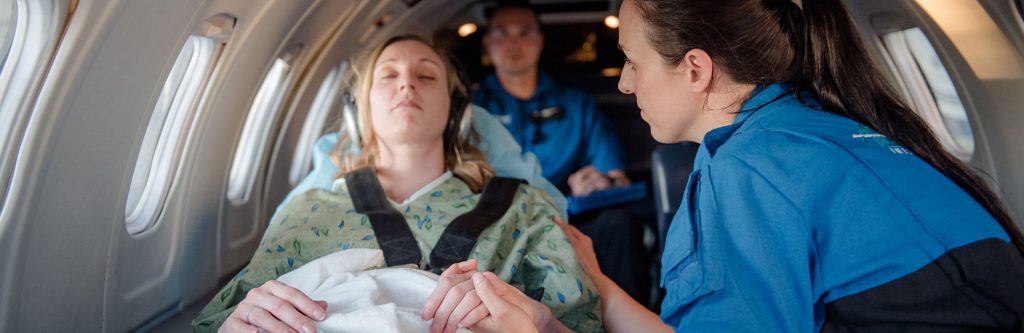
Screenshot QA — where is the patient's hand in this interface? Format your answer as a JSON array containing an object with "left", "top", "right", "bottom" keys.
[
  {"left": 220, "top": 280, "right": 327, "bottom": 333},
  {"left": 422, "top": 259, "right": 486, "bottom": 333}
]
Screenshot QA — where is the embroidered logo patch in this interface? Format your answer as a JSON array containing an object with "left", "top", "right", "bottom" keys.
[{"left": 852, "top": 125, "right": 912, "bottom": 155}]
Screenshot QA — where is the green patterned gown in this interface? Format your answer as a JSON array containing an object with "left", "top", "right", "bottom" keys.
[{"left": 192, "top": 174, "right": 604, "bottom": 332}]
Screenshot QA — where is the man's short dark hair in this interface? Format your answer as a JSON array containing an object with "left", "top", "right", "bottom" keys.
[{"left": 484, "top": 0, "right": 541, "bottom": 27}]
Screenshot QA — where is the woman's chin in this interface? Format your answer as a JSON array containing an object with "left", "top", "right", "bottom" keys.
[
  {"left": 650, "top": 128, "right": 689, "bottom": 145},
  {"left": 649, "top": 127, "right": 670, "bottom": 143},
  {"left": 376, "top": 118, "right": 448, "bottom": 147},
  {"left": 379, "top": 132, "right": 443, "bottom": 147},
  {"left": 383, "top": 119, "right": 419, "bottom": 136},
  {"left": 390, "top": 114, "right": 433, "bottom": 132}
]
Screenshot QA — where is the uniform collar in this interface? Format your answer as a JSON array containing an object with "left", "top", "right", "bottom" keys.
[
  {"left": 700, "top": 83, "right": 792, "bottom": 156},
  {"left": 483, "top": 71, "right": 557, "bottom": 102}
]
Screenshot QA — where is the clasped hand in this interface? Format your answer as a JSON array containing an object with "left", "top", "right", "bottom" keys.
[{"left": 421, "top": 259, "right": 552, "bottom": 333}]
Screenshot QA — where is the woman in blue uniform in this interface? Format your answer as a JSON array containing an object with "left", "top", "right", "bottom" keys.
[{"left": 426, "top": 0, "right": 1024, "bottom": 332}]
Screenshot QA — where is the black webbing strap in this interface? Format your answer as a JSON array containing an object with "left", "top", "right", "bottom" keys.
[
  {"left": 428, "top": 177, "right": 524, "bottom": 273},
  {"left": 345, "top": 168, "right": 423, "bottom": 268},
  {"left": 345, "top": 168, "right": 525, "bottom": 273}
]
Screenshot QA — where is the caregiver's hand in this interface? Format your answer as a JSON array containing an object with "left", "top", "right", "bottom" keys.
[
  {"left": 555, "top": 218, "right": 604, "bottom": 280},
  {"left": 220, "top": 280, "right": 327, "bottom": 333},
  {"left": 466, "top": 272, "right": 551, "bottom": 333},
  {"left": 422, "top": 259, "right": 486, "bottom": 333}
]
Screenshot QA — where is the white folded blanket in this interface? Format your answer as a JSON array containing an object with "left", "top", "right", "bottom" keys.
[{"left": 277, "top": 249, "right": 473, "bottom": 333}]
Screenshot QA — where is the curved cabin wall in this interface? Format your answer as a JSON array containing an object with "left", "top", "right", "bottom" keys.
[{"left": 2, "top": 0, "right": 1023, "bottom": 332}]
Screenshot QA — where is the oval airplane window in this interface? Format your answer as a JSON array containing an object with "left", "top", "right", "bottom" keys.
[
  {"left": 0, "top": 0, "right": 18, "bottom": 198},
  {"left": 289, "top": 61, "right": 347, "bottom": 186},
  {"left": 881, "top": 27, "right": 974, "bottom": 160},
  {"left": 227, "top": 50, "right": 299, "bottom": 204},
  {"left": 125, "top": 35, "right": 219, "bottom": 234},
  {"left": 0, "top": 0, "right": 15, "bottom": 71},
  {"left": 0, "top": 0, "right": 63, "bottom": 207}
]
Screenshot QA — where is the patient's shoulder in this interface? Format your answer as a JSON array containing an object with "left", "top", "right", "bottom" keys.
[
  {"left": 513, "top": 182, "right": 548, "bottom": 200},
  {"left": 297, "top": 186, "right": 349, "bottom": 203},
  {"left": 509, "top": 182, "right": 561, "bottom": 223},
  {"left": 275, "top": 187, "right": 353, "bottom": 218}
]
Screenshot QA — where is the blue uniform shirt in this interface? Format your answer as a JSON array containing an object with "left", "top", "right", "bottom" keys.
[
  {"left": 474, "top": 72, "right": 625, "bottom": 188},
  {"left": 660, "top": 83, "right": 1011, "bottom": 332}
]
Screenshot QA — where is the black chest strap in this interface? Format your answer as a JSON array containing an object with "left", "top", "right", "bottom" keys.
[
  {"left": 346, "top": 169, "right": 423, "bottom": 268},
  {"left": 345, "top": 168, "right": 524, "bottom": 273},
  {"left": 429, "top": 176, "right": 523, "bottom": 273}
]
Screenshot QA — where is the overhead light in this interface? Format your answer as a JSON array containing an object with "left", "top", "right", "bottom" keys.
[
  {"left": 458, "top": 23, "right": 478, "bottom": 37},
  {"left": 604, "top": 15, "right": 620, "bottom": 29},
  {"left": 601, "top": 67, "right": 622, "bottom": 77}
]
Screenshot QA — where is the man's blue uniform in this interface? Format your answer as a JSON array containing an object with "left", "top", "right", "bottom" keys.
[
  {"left": 473, "top": 72, "right": 625, "bottom": 188},
  {"left": 475, "top": 71, "right": 651, "bottom": 303},
  {"left": 661, "top": 83, "right": 1024, "bottom": 331}
]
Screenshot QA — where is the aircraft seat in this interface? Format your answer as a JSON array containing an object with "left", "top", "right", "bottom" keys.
[{"left": 650, "top": 142, "right": 700, "bottom": 254}]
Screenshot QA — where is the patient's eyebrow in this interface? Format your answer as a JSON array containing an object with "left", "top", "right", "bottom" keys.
[
  {"left": 419, "top": 58, "right": 443, "bottom": 71},
  {"left": 376, "top": 57, "right": 444, "bottom": 71}
]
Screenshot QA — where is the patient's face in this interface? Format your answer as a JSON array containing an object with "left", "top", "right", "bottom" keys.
[{"left": 369, "top": 40, "right": 451, "bottom": 147}]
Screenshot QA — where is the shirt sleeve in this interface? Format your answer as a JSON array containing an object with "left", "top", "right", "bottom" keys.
[
  {"left": 513, "top": 185, "right": 604, "bottom": 332},
  {"left": 194, "top": 188, "right": 378, "bottom": 332},
  {"left": 664, "top": 154, "right": 815, "bottom": 332},
  {"left": 667, "top": 131, "right": 927, "bottom": 332},
  {"left": 579, "top": 94, "right": 625, "bottom": 174},
  {"left": 192, "top": 196, "right": 314, "bottom": 332},
  {"left": 675, "top": 127, "right": 1015, "bottom": 333},
  {"left": 473, "top": 106, "right": 569, "bottom": 220}
]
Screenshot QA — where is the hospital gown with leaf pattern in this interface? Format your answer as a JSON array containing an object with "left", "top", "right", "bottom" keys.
[{"left": 192, "top": 175, "right": 603, "bottom": 332}]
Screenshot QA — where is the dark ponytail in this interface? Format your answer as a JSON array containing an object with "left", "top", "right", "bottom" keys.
[{"left": 630, "top": 0, "right": 1024, "bottom": 252}]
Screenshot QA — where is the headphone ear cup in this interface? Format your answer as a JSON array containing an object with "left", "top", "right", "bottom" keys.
[
  {"left": 457, "top": 104, "right": 473, "bottom": 144},
  {"left": 447, "top": 56, "right": 473, "bottom": 147},
  {"left": 341, "top": 91, "right": 362, "bottom": 154},
  {"left": 444, "top": 88, "right": 470, "bottom": 147}
]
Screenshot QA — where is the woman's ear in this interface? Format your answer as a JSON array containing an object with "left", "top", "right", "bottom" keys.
[{"left": 678, "top": 48, "right": 715, "bottom": 93}]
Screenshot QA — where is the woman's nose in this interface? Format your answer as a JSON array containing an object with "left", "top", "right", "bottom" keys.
[
  {"left": 399, "top": 73, "right": 416, "bottom": 91},
  {"left": 618, "top": 69, "right": 633, "bottom": 94}
]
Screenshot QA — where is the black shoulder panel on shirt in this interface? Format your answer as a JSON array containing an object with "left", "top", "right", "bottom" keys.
[{"left": 822, "top": 238, "right": 1024, "bottom": 333}]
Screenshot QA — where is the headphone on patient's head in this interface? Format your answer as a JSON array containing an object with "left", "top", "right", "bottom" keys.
[{"left": 341, "top": 62, "right": 474, "bottom": 156}]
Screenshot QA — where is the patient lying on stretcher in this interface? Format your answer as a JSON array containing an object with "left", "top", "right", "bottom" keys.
[{"left": 192, "top": 34, "right": 603, "bottom": 333}]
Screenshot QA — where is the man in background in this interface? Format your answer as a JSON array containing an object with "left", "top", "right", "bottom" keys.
[{"left": 472, "top": 1, "right": 648, "bottom": 302}]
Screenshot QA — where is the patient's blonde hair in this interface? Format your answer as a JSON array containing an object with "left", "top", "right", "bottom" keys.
[{"left": 330, "top": 34, "right": 494, "bottom": 192}]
